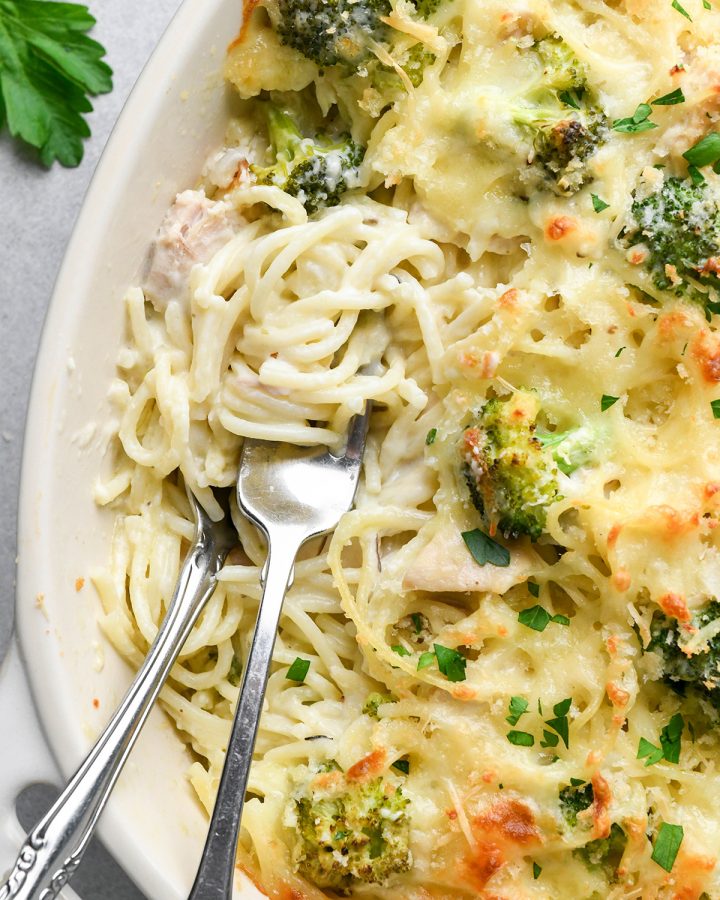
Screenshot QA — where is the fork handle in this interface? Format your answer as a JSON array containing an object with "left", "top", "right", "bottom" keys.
[
  {"left": 0, "top": 523, "right": 231, "bottom": 900},
  {"left": 188, "top": 535, "right": 302, "bottom": 900}
]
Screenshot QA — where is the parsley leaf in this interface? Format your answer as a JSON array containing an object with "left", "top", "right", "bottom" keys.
[
  {"left": 601, "top": 394, "right": 619, "bottom": 411},
  {"left": 672, "top": 0, "right": 692, "bottom": 19},
  {"left": 533, "top": 862, "right": 542, "bottom": 879},
  {"left": 711, "top": 399, "right": 720, "bottom": 419},
  {"left": 652, "top": 87, "right": 685, "bottom": 106},
  {"left": 417, "top": 650, "right": 436, "bottom": 671},
  {"left": 506, "top": 696, "right": 529, "bottom": 726},
  {"left": 286, "top": 657, "right": 311, "bottom": 682},
  {"left": 0, "top": 1, "right": 113, "bottom": 166},
  {"left": 651, "top": 822, "right": 684, "bottom": 872},
  {"left": 559, "top": 89, "right": 581, "bottom": 109},
  {"left": 613, "top": 103, "right": 658, "bottom": 134},
  {"left": 540, "top": 729, "right": 559, "bottom": 748},
  {"left": 528, "top": 581, "right": 540, "bottom": 598},
  {"left": 660, "top": 713, "right": 684, "bottom": 763},
  {"left": 391, "top": 644, "right": 411, "bottom": 657},
  {"left": 425, "top": 427, "right": 437, "bottom": 445},
  {"left": 507, "top": 730, "right": 535, "bottom": 747},
  {"left": 683, "top": 132, "right": 720, "bottom": 167},
  {"left": 461, "top": 528, "right": 510, "bottom": 568},
  {"left": 591, "top": 194, "right": 610, "bottom": 213},
  {"left": 434, "top": 644, "right": 467, "bottom": 682},
  {"left": 392, "top": 758, "right": 410, "bottom": 775},
  {"left": 637, "top": 736, "right": 664, "bottom": 766},
  {"left": 518, "top": 605, "right": 551, "bottom": 632}
]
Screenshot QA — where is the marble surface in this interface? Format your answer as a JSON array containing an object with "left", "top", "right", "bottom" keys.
[{"left": 0, "top": 2, "right": 183, "bottom": 895}]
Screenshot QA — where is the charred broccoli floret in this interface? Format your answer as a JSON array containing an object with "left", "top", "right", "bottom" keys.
[
  {"left": 646, "top": 600, "right": 720, "bottom": 714},
  {"left": 290, "top": 764, "right": 411, "bottom": 890},
  {"left": 462, "top": 391, "right": 597, "bottom": 541},
  {"left": 275, "top": 0, "right": 391, "bottom": 69},
  {"left": 512, "top": 35, "right": 608, "bottom": 195},
  {"left": 252, "top": 103, "right": 365, "bottom": 214},
  {"left": 560, "top": 782, "right": 627, "bottom": 881},
  {"left": 621, "top": 175, "right": 720, "bottom": 310}
]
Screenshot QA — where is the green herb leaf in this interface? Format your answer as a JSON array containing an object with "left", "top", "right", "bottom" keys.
[
  {"left": 417, "top": 650, "right": 436, "bottom": 671},
  {"left": 507, "top": 730, "right": 535, "bottom": 747},
  {"left": 672, "top": 0, "right": 692, "bottom": 19},
  {"left": 506, "top": 696, "right": 529, "bottom": 726},
  {"left": 0, "top": 0, "right": 113, "bottom": 167},
  {"left": 553, "top": 698, "right": 572, "bottom": 717},
  {"left": 391, "top": 644, "right": 411, "bottom": 657},
  {"left": 651, "top": 822, "right": 684, "bottom": 872},
  {"left": 615, "top": 347, "right": 626, "bottom": 357},
  {"left": 711, "top": 399, "right": 720, "bottom": 419},
  {"left": 410, "top": 612, "right": 424, "bottom": 634},
  {"left": 425, "top": 427, "right": 438, "bottom": 445},
  {"left": 637, "top": 736, "right": 664, "bottom": 766},
  {"left": 434, "top": 644, "right": 467, "bottom": 682},
  {"left": 545, "top": 715, "right": 570, "bottom": 749},
  {"left": 362, "top": 826, "right": 386, "bottom": 860},
  {"left": 683, "top": 132, "right": 720, "bottom": 167},
  {"left": 286, "top": 657, "right": 311, "bottom": 682},
  {"left": 689, "top": 164, "right": 706, "bottom": 186},
  {"left": 601, "top": 394, "right": 619, "bottom": 411},
  {"left": 228, "top": 654, "right": 242, "bottom": 687},
  {"left": 660, "top": 713, "right": 684, "bottom": 764},
  {"left": 652, "top": 87, "right": 686, "bottom": 106},
  {"left": 551, "top": 614, "right": 570, "bottom": 626},
  {"left": 533, "top": 862, "right": 542, "bottom": 879},
  {"left": 570, "top": 777, "right": 586, "bottom": 786},
  {"left": 559, "top": 90, "right": 580, "bottom": 109},
  {"left": 392, "top": 758, "right": 410, "bottom": 775},
  {"left": 461, "top": 528, "right": 510, "bottom": 568},
  {"left": 591, "top": 194, "right": 610, "bottom": 213},
  {"left": 704, "top": 0, "right": 712, "bottom": 8},
  {"left": 540, "top": 729, "right": 559, "bottom": 748},
  {"left": 518, "top": 605, "right": 551, "bottom": 632},
  {"left": 613, "top": 103, "right": 658, "bottom": 133},
  {"left": 528, "top": 581, "right": 540, "bottom": 598}
]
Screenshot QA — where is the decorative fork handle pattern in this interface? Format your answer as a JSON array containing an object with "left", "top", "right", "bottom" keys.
[{"left": 0, "top": 509, "right": 234, "bottom": 900}]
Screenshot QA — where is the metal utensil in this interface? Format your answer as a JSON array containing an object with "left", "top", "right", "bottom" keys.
[
  {"left": 188, "top": 406, "right": 371, "bottom": 900},
  {"left": 0, "top": 490, "right": 236, "bottom": 900}
]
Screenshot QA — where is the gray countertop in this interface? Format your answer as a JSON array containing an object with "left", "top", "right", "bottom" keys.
[{"left": 0, "top": 2, "right": 183, "bottom": 895}]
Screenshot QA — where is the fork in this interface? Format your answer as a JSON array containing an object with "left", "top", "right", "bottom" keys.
[
  {"left": 188, "top": 406, "right": 371, "bottom": 900},
  {"left": 0, "top": 490, "right": 236, "bottom": 900}
]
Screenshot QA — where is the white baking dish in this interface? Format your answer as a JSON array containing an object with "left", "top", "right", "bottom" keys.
[{"left": 11, "top": 0, "right": 263, "bottom": 896}]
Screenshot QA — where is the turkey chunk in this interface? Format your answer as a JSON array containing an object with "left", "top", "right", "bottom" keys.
[
  {"left": 403, "top": 524, "right": 536, "bottom": 594},
  {"left": 144, "top": 190, "right": 238, "bottom": 310}
]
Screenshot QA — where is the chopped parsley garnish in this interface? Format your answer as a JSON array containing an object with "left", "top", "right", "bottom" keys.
[
  {"left": 671, "top": 0, "right": 692, "bottom": 19},
  {"left": 689, "top": 164, "right": 706, "bottom": 186},
  {"left": 391, "top": 644, "right": 411, "bottom": 657},
  {"left": 651, "top": 821, "right": 684, "bottom": 872},
  {"left": 533, "top": 862, "right": 542, "bottom": 879},
  {"left": 461, "top": 528, "right": 510, "bottom": 568},
  {"left": 528, "top": 581, "right": 540, "bottom": 598},
  {"left": 506, "top": 696, "right": 529, "bottom": 726},
  {"left": 410, "top": 612, "right": 424, "bottom": 634},
  {"left": 286, "top": 657, "right": 311, "bottom": 682},
  {"left": 615, "top": 347, "right": 626, "bottom": 357},
  {"left": 434, "top": 644, "right": 467, "bottom": 682},
  {"left": 392, "top": 758, "right": 410, "bottom": 775},
  {"left": 683, "top": 132, "right": 720, "bottom": 167},
  {"left": 544, "top": 698, "right": 572, "bottom": 749},
  {"left": 507, "top": 730, "right": 535, "bottom": 747},
  {"left": 228, "top": 654, "right": 242, "bottom": 687},
  {"left": 425, "top": 427, "right": 438, "bottom": 445},
  {"left": 559, "top": 90, "right": 581, "bottom": 110},
  {"left": 417, "top": 651, "right": 436, "bottom": 670},
  {"left": 592, "top": 194, "right": 610, "bottom": 213},
  {"left": 518, "top": 605, "right": 570, "bottom": 632},
  {"left": 639, "top": 713, "right": 684, "bottom": 766},
  {"left": 613, "top": 103, "right": 658, "bottom": 134},
  {"left": 540, "top": 729, "right": 559, "bottom": 748},
  {"left": 652, "top": 87, "right": 686, "bottom": 106},
  {"left": 0, "top": 1, "right": 113, "bottom": 166},
  {"left": 711, "top": 399, "right": 720, "bottom": 419},
  {"left": 704, "top": 0, "right": 712, "bottom": 8},
  {"left": 601, "top": 394, "right": 619, "bottom": 411}
]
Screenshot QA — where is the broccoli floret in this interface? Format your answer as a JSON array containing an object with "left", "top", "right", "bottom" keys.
[
  {"left": 252, "top": 103, "right": 365, "bottom": 214},
  {"left": 362, "top": 692, "right": 396, "bottom": 717},
  {"left": 462, "top": 391, "right": 562, "bottom": 541},
  {"left": 511, "top": 35, "right": 608, "bottom": 195},
  {"left": 646, "top": 600, "right": 720, "bottom": 714},
  {"left": 412, "top": 0, "right": 446, "bottom": 17},
  {"left": 560, "top": 782, "right": 627, "bottom": 881},
  {"left": 274, "top": 0, "right": 391, "bottom": 69},
  {"left": 291, "top": 765, "right": 411, "bottom": 890},
  {"left": 575, "top": 823, "right": 627, "bottom": 881},
  {"left": 621, "top": 176, "right": 720, "bottom": 310},
  {"left": 559, "top": 781, "right": 594, "bottom": 828}
]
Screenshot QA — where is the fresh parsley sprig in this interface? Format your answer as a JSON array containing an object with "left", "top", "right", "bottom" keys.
[{"left": 0, "top": 0, "right": 113, "bottom": 166}]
